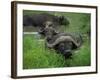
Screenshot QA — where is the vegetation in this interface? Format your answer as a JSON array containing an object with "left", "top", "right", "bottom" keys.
[{"left": 23, "top": 10, "right": 91, "bottom": 69}]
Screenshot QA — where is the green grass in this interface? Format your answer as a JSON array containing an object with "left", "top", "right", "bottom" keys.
[
  {"left": 64, "top": 40, "right": 91, "bottom": 67},
  {"left": 23, "top": 35, "right": 65, "bottom": 69},
  {"left": 23, "top": 11, "right": 91, "bottom": 69},
  {"left": 23, "top": 35, "right": 90, "bottom": 69}
]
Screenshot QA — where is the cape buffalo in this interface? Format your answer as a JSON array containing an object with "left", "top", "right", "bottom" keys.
[
  {"left": 43, "top": 26, "right": 82, "bottom": 59},
  {"left": 23, "top": 13, "right": 69, "bottom": 33}
]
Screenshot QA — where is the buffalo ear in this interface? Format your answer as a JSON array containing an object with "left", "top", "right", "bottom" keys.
[{"left": 38, "top": 28, "right": 45, "bottom": 35}]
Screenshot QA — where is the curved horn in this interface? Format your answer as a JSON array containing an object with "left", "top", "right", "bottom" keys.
[{"left": 46, "top": 36, "right": 81, "bottom": 48}]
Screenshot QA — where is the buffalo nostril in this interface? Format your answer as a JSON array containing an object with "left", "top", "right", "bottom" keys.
[
  {"left": 63, "top": 50, "right": 72, "bottom": 59},
  {"left": 64, "top": 50, "right": 71, "bottom": 54}
]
